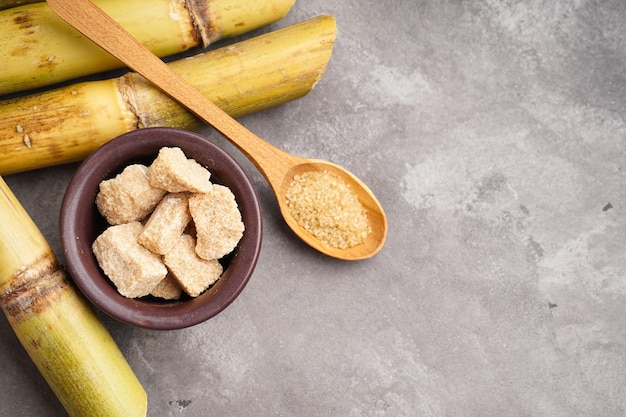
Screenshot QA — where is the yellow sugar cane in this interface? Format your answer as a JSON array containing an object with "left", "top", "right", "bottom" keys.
[
  {"left": 0, "top": 0, "right": 295, "bottom": 95},
  {"left": 0, "top": 176, "right": 147, "bottom": 417},
  {"left": 0, "top": 0, "right": 38, "bottom": 10},
  {"left": 0, "top": 15, "right": 337, "bottom": 175}
]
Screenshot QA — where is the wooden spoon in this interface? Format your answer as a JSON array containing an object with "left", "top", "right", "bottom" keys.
[{"left": 47, "top": 0, "right": 387, "bottom": 260}]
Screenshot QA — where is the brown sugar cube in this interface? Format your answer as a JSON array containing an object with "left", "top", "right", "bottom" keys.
[
  {"left": 92, "top": 222, "right": 167, "bottom": 298},
  {"left": 163, "top": 234, "right": 223, "bottom": 297},
  {"left": 138, "top": 193, "right": 191, "bottom": 255},
  {"left": 149, "top": 147, "right": 212, "bottom": 193},
  {"left": 189, "top": 185, "right": 245, "bottom": 260},
  {"left": 96, "top": 164, "right": 167, "bottom": 225},
  {"left": 150, "top": 274, "right": 183, "bottom": 300}
]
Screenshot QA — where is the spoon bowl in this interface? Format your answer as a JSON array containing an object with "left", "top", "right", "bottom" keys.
[
  {"left": 47, "top": 0, "right": 387, "bottom": 260},
  {"left": 277, "top": 160, "right": 387, "bottom": 259}
]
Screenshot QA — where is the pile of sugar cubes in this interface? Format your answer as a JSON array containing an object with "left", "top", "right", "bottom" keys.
[{"left": 92, "top": 147, "right": 244, "bottom": 299}]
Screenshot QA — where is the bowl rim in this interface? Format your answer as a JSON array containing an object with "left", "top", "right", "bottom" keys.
[{"left": 60, "top": 127, "right": 262, "bottom": 330}]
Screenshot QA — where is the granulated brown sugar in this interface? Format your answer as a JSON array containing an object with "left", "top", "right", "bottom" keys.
[{"left": 285, "top": 170, "right": 371, "bottom": 249}]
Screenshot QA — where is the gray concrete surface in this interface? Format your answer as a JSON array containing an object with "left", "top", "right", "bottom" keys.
[{"left": 2, "top": 0, "right": 625, "bottom": 415}]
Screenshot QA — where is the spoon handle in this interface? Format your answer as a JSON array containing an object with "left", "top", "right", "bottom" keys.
[{"left": 46, "top": 0, "right": 297, "bottom": 187}]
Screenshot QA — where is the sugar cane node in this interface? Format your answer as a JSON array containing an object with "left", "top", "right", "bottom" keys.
[{"left": 0, "top": 252, "right": 63, "bottom": 318}]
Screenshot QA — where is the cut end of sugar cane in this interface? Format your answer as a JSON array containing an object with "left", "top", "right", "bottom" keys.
[
  {"left": 0, "top": 177, "right": 147, "bottom": 417},
  {"left": 0, "top": 15, "right": 337, "bottom": 175}
]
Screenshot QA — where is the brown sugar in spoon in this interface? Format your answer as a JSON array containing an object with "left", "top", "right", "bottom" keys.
[{"left": 47, "top": 0, "right": 387, "bottom": 260}]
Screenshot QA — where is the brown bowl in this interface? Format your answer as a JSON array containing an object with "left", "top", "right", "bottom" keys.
[{"left": 60, "top": 127, "right": 262, "bottom": 330}]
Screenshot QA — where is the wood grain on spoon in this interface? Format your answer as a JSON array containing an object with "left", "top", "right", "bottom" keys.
[{"left": 46, "top": 0, "right": 387, "bottom": 260}]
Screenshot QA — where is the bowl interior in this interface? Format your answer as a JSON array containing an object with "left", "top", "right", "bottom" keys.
[{"left": 60, "top": 127, "right": 262, "bottom": 330}]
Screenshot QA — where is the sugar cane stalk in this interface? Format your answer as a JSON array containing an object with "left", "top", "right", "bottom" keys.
[
  {"left": 0, "top": 176, "right": 147, "bottom": 417},
  {"left": 0, "top": 0, "right": 295, "bottom": 95},
  {"left": 0, "top": 15, "right": 337, "bottom": 175},
  {"left": 0, "top": 0, "right": 38, "bottom": 10}
]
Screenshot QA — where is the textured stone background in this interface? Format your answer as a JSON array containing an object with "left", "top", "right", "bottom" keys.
[{"left": 2, "top": 0, "right": 625, "bottom": 416}]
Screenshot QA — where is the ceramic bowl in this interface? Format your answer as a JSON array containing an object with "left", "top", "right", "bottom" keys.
[{"left": 60, "top": 127, "right": 262, "bottom": 330}]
